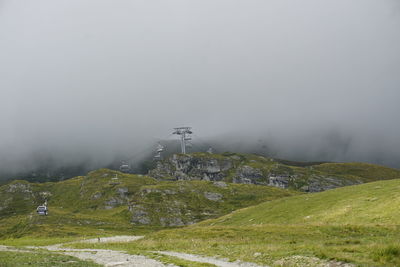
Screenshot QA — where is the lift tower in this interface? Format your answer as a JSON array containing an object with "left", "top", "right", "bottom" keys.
[{"left": 172, "top": 127, "right": 192, "bottom": 154}]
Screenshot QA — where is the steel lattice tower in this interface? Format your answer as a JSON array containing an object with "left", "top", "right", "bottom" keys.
[{"left": 172, "top": 127, "right": 193, "bottom": 154}]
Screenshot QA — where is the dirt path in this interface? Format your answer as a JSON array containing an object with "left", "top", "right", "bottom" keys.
[
  {"left": 1, "top": 236, "right": 270, "bottom": 267},
  {"left": 157, "top": 251, "right": 268, "bottom": 267},
  {"left": 78, "top": 235, "right": 144, "bottom": 244},
  {"left": 1, "top": 240, "right": 175, "bottom": 267},
  {"left": 40, "top": 238, "right": 176, "bottom": 267},
  {"left": 46, "top": 247, "right": 173, "bottom": 267}
]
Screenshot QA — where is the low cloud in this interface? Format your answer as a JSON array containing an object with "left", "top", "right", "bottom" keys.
[{"left": 0, "top": 0, "right": 399, "bottom": 180}]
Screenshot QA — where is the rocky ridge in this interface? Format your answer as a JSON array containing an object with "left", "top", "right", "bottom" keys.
[{"left": 148, "top": 152, "right": 400, "bottom": 192}]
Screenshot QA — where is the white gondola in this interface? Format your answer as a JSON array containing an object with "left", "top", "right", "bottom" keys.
[
  {"left": 156, "top": 143, "right": 164, "bottom": 153},
  {"left": 119, "top": 162, "right": 131, "bottom": 173},
  {"left": 37, "top": 205, "right": 48, "bottom": 216},
  {"left": 154, "top": 143, "right": 165, "bottom": 160}
]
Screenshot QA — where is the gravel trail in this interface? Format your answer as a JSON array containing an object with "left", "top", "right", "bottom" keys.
[
  {"left": 78, "top": 235, "right": 144, "bottom": 244},
  {"left": 40, "top": 237, "right": 176, "bottom": 267},
  {"left": 1, "top": 238, "right": 175, "bottom": 267},
  {"left": 1, "top": 236, "right": 270, "bottom": 267},
  {"left": 51, "top": 248, "right": 172, "bottom": 267},
  {"left": 156, "top": 251, "right": 269, "bottom": 267}
]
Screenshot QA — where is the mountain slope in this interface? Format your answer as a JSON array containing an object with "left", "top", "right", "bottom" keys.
[
  {"left": 203, "top": 178, "right": 400, "bottom": 226},
  {"left": 149, "top": 152, "right": 400, "bottom": 192},
  {"left": 0, "top": 169, "right": 297, "bottom": 238},
  {"left": 102, "top": 179, "right": 400, "bottom": 267}
]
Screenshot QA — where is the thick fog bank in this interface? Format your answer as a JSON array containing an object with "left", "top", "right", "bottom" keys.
[{"left": 0, "top": 0, "right": 399, "bottom": 180}]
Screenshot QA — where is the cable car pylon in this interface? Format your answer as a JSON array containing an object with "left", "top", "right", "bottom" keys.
[{"left": 172, "top": 127, "right": 193, "bottom": 154}]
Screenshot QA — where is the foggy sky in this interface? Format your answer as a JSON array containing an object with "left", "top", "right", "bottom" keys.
[{"left": 1, "top": 0, "right": 400, "bottom": 175}]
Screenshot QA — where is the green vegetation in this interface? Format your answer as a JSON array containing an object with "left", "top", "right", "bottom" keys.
[
  {"left": 205, "top": 178, "right": 400, "bottom": 225},
  {"left": 1, "top": 153, "right": 399, "bottom": 266},
  {"left": 0, "top": 168, "right": 297, "bottom": 240},
  {"left": 314, "top": 162, "right": 400, "bottom": 182},
  {"left": 0, "top": 251, "right": 100, "bottom": 267},
  {"left": 69, "top": 179, "right": 400, "bottom": 267}
]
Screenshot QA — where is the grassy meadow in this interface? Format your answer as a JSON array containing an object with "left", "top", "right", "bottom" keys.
[
  {"left": 68, "top": 179, "right": 400, "bottom": 267},
  {"left": 1, "top": 155, "right": 400, "bottom": 266},
  {"left": 0, "top": 251, "right": 101, "bottom": 267}
]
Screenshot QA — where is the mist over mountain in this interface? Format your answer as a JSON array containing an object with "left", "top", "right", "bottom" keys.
[{"left": 1, "top": 0, "right": 399, "bottom": 181}]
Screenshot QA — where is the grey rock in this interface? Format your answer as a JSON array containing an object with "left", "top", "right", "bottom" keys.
[
  {"left": 234, "top": 166, "right": 266, "bottom": 185},
  {"left": 148, "top": 153, "right": 366, "bottom": 193},
  {"left": 268, "top": 176, "right": 289, "bottom": 189},
  {"left": 132, "top": 211, "right": 150, "bottom": 224},
  {"left": 104, "top": 197, "right": 124, "bottom": 209},
  {"left": 130, "top": 205, "right": 151, "bottom": 225},
  {"left": 142, "top": 188, "right": 162, "bottom": 194},
  {"left": 117, "top": 187, "right": 128, "bottom": 194},
  {"left": 117, "top": 187, "right": 129, "bottom": 198},
  {"left": 204, "top": 192, "right": 223, "bottom": 201},
  {"left": 91, "top": 192, "right": 102, "bottom": 200},
  {"left": 213, "top": 181, "right": 228, "bottom": 188},
  {"left": 149, "top": 154, "right": 232, "bottom": 182},
  {"left": 306, "top": 175, "right": 362, "bottom": 192},
  {"left": 230, "top": 155, "right": 241, "bottom": 160},
  {"left": 160, "top": 216, "right": 184, "bottom": 227},
  {"left": 6, "top": 183, "right": 32, "bottom": 193}
]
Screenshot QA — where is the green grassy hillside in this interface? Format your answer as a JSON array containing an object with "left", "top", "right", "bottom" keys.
[
  {"left": 76, "top": 179, "right": 400, "bottom": 267},
  {"left": 0, "top": 168, "right": 297, "bottom": 239},
  {"left": 204, "top": 178, "right": 400, "bottom": 226},
  {"left": 2, "top": 155, "right": 400, "bottom": 266}
]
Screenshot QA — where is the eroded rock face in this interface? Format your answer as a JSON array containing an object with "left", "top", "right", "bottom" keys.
[
  {"left": 117, "top": 187, "right": 129, "bottom": 198},
  {"left": 234, "top": 166, "right": 266, "bottom": 185},
  {"left": 6, "top": 183, "right": 32, "bottom": 194},
  {"left": 104, "top": 197, "right": 125, "bottom": 209},
  {"left": 305, "top": 175, "right": 362, "bottom": 192},
  {"left": 149, "top": 154, "right": 233, "bottom": 181},
  {"left": 148, "top": 153, "right": 368, "bottom": 193},
  {"left": 268, "top": 176, "right": 290, "bottom": 189},
  {"left": 129, "top": 205, "right": 151, "bottom": 225}
]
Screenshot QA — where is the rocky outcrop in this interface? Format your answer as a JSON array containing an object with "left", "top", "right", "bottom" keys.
[
  {"left": 104, "top": 197, "right": 125, "bottom": 209},
  {"left": 6, "top": 183, "right": 32, "bottom": 194},
  {"left": 268, "top": 176, "right": 290, "bottom": 188},
  {"left": 91, "top": 192, "right": 102, "bottom": 200},
  {"left": 148, "top": 153, "right": 370, "bottom": 193},
  {"left": 149, "top": 154, "right": 232, "bottom": 181},
  {"left": 129, "top": 205, "right": 151, "bottom": 224},
  {"left": 233, "top": 165, "right": 266, "bottom": 185},
  {"left": 305, "top": 175, "right": 362, "bottom": 192},
  {"left": 204, "top": 192, "right": 223, "bottom": 201}
]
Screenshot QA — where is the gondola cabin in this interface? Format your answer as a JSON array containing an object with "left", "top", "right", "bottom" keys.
[{"left": 37, "top": 205, "right": 48, "bottom": 216}]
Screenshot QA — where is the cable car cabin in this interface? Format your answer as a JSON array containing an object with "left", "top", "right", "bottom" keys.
[
  {"left": 156, "top": 143, "right": 164, "bottom": 153},
  {"left": 119, "top": 164, "right": 130, "bottom": 173},
  {"left": 37, "top": 205, "right": 48, "bottom": 216}
]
